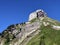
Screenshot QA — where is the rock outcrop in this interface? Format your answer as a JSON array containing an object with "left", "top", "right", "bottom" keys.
[{"left": 29, "top": 9, "right": 46, "bottom": 21}]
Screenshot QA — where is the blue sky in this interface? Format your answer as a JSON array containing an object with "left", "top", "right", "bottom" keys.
[{"left": 0, "top": 0, "right": 60, "bottom": 32}]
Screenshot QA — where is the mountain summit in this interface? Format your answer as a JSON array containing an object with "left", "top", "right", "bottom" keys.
[
  {"left": 0, "top": 9, "right": 60, "bottom": 45},
  {"left": 29, "top": 9, "right": 46, "bottom": 21}
]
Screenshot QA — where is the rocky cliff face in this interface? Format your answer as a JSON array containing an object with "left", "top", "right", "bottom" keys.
[
  {"left": 0, "top": 9, "right": 60, "bottom": 45},
  {"left": 28, "top": 9, "right": 46, "bottom": 21}
]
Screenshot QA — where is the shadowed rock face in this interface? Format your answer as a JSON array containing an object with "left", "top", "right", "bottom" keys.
[{"left": 37, "top": 11, "right": 44, "bottom": 17}]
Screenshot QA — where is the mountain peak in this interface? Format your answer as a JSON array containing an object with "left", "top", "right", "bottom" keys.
[
  {"left": 0, "top": 9, "right": 60, "bottom": 45},
  {"left": 29, "top": 9, "right": 47, "bottom": 21}
]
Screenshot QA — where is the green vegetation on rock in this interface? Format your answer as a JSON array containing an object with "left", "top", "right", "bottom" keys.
[{"left": 27, "top": 24, "right": 60, "bottom": 45}]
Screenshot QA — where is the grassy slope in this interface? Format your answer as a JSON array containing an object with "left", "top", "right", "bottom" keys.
[
  {"left": 26, "top": 33, "right": 41, "bottom": 45},
  {"left": 27, "top": 23, "right": 60, "bottom": 45}
]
